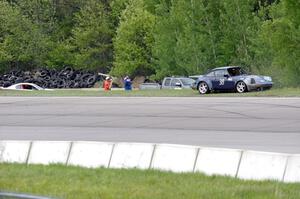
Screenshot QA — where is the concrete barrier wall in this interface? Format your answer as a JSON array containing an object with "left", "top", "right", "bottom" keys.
[
  {"left": 28, "top": 141, "right": 71, "bottom": 165},
  {"left": 0, "top": 141, "right": 31, "bottom": 163},
  {"left": 68, "top": 141, "right": 114, "bottom": 168},
  {"left": 109, "top": 143, "right": 154, "bottom": 169},
  {"left": 283, "top": 155, "right": 300, "bottom": 183},
  {"left": 151, "top": 144, "right": 198, "bottom": 172},
  {"left": 237, "top": 151, "right": 288, "bottom": 181},
  {"left": 194, "top": 148, "right": 242, "bottom": 177},
  {"left": 0, "top": 140, "right": 298, "bottom": 183}
]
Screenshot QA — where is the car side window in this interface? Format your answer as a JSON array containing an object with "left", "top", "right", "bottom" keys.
[
  {"left": 31, "top": 86, "right": 38, "bottom": 90},
  {"left": 224, "top": 70, "right": 230, "bottom": 76},
  {"left": 164, "top": 78, "right": 171, "bottom": 86},
  {"left": 206, "top": 71, "right": 215, "bottom": 77},
  {"left": 214, "top": 70, "right": 225, "bottom": 77},
  {"left": 171, "top": 79, "right": 181, "bottom": 86}
]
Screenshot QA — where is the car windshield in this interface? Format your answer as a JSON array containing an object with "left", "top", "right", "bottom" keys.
[
  {"left": 180, "top": 78, "right": 195, "bottom": 86},
  {"left": 227, "top": 67, "right": 248, "bottom": 76}
]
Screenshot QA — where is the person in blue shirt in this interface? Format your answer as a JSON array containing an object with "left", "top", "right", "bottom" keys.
[{"left": 124, "top": 76, "right": 132, "bottom": 91}]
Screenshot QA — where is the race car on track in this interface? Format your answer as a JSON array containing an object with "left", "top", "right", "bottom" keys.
[{"left": 191, "top": 66, "right": 273, "bottom": 94}]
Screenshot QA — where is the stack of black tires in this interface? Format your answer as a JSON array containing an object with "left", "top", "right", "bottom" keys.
[{"left": 0, "top": 67, "right": 102, "bottom": 88}]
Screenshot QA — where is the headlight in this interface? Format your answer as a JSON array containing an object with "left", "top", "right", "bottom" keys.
[{"left": 263, "top": 76, "right": 272, "bottom": 82}]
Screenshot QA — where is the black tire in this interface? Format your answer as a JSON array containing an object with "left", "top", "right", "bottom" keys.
[
  {"left": 198, "top": 81, "right": 210, "bottom": 94},
  {"left": 236, "top": 81, "right": 247, "bottom": 93},
  {"left": 3, "top": 81, "right": 11, "bottom": 87},
  {"left": 43, "top": 75, "right": 51, "bottom": 81},
  {"left": 87, "top": 75, "right": 96, "bottom": 85}
]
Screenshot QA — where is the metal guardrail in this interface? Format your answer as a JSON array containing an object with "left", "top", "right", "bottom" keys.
[{"left": 0, "top": 192, "right": 55, "bottom": 199}]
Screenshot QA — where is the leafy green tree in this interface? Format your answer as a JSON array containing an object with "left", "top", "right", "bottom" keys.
[
  {"left": 260, "top": 0, "right": 300, "bottom": 86},
  {"left": 151, "top": 1, "right": 179, "bottom": 79},
  {"left": 219, "top": 0, "right": 259, "bottom": 70},
  {"left": 172, "top": 0, "right": 224, "bottom": 74},
  {"left": 0, "top": 1, "right": 48, "bottom": 72},
  {"left": 13, "top": 0, "right": 57, "bottom": 35},
  {"left": 71, "top": 0, "right": 113, "bottom": 71},
  {"left": 110, "top": 0, "right": 130, "bottom": 28},
  {"left": 0, "top": 0, "right": 298, "bottom": 88},
  {"left": 44, "top": 41, "right": 74, "bottom": 69},
  {"left": 112, "top": 0, "right": 156, "bottom": 77},
  {"left": 152, "top": 0, "right": 224, "bottom": 79}
]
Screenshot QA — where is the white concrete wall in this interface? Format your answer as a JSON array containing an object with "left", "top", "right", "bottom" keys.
[
  {"left": 1, "top": 140, "right": 299, "bottom": 183},
  {"left": 237, "top": 151, "right": 288, "bottom": 181},
  {"left": 28, "top": 141, "right": 71, "bottom": 165},
  {"left": 0, "top": 141, "right": 31, "bottom": 163},
  {"left": 68, "top": 141, "right": 114, "bottom": 168},
  {"left": 283, "top": 155, "right": 300, "bottom": 183},
  {"left": 109, "top": 143, "right": 154, "bottom": 169},
  {"left": 194, "top": 148, "right": 241, "bottom": 177},
  {"left": 151, "top": 144, "right": 198, "bottom": 172}
]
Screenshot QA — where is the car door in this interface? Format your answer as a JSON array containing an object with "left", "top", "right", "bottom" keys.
[
  {"left": 170, "top": 78, "right": 181, "bottom": 89},
  {"left": 212, "top": 70, "right": 226, "bottom": 90},
  {"left": 223, "top": 69, "right": 235, "bottom": 90},
  {"left": 162, "top": 78, "right": 171, "bottom": 89},
  {"left": 213, "top": 69, "right": 235, "bottom": 90}
]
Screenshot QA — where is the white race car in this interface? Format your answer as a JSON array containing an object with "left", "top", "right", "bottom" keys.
[{"left": 0, "top": 83, "right": 53, "bottom": 91}]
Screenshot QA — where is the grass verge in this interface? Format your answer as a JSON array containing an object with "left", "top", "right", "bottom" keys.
[
  {"left": 0, "top": 87, "right": 300, "bottom": 97},
  {"left": 0, "top": 163, "right": 299, "bottom": 199}
]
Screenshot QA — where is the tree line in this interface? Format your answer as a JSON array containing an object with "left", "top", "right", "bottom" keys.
[{"left": 0, "top": 0, "right": 299, "bottom": 86}]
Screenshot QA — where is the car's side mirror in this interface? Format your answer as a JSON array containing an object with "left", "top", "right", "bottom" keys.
[{"left": 224, "top": 74, "right": 229, "bottom": 78}]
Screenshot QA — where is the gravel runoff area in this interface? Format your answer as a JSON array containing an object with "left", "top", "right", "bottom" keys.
[{"left": 0, "top": 97, "right": 300, "bottom": 153}]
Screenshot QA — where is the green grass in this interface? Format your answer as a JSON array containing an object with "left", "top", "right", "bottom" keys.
[
  {"left": 0, "top": 164, "right": 299, "bottom": 199},
  {"left": 0, "top": 87, "right": 300, "bottom": 97}
]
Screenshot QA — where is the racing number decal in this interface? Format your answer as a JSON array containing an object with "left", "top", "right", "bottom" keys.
[{"left": 219, "top": 79, "right": 225, "bottom": 86}]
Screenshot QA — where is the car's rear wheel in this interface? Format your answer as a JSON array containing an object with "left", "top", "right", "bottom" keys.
[
  {"left": 198, "top": 82, "right": 209, "bottom": 94},
  {"left": 236, "top": 81, "right": 247, "bottom": 93}
]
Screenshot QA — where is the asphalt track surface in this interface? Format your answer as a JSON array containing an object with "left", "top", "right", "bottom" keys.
[{"left": 0, "top": 97, "right": 299, "bottom": 153}]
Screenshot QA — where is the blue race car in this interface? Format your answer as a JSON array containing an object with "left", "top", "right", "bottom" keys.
[{"left": 192, "top": 66, "right": 273, "bottom": 94}]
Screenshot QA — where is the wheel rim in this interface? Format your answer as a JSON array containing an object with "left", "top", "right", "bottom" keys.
[
  {"left": 199, "top": 82, "right": 208, "bottom": 94},
  {"left": 236, "top": 82, "right": 246, "bottom": 93}
]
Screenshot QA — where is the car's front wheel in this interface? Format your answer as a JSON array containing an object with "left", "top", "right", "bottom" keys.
[
  {"left": 198, "top": 82, "right": 209, "bottom": 94},
  {"left": 236, "top": 81, "right": 247, "bottom": 93}
]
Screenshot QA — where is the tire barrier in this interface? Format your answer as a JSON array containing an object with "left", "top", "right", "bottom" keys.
[
  {"left": 0, "top": 141, "right": 299, "bottom": 183},
  {"left": 0, "top": 67, "right": 102, "bottom": 88}
]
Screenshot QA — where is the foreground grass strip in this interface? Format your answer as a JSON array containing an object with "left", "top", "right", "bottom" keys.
[
  {"left": 0, "top": 87, "right": 300, "bottom": 97},
  {"left": 0, "top": 164, "right": 299, "bottom": 199}
]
